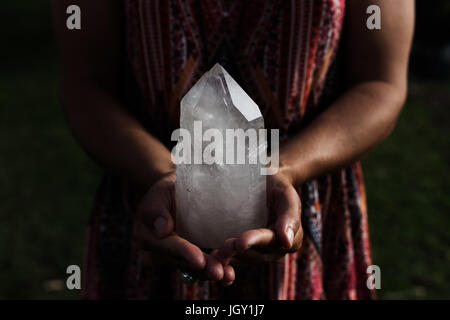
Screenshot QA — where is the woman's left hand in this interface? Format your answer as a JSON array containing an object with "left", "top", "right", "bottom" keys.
[{"left": 214, "top": 171, "right": 303, "bottom": 265}]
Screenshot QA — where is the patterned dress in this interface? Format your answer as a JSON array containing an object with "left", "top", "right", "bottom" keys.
[{"left": 82, "top": 0, "right": 375, "bottom": 300}]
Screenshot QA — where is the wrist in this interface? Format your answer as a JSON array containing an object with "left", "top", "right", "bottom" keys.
[
  {"left": 277, "top": 157, "right": 296, "bottom": 186},
  {"left": 278, "top": 154, "right": 307, "bottom": 188}
]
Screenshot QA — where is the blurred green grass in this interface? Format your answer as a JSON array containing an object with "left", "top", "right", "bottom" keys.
[
  {"left": 0, "top": 55, "right": 101, "bottom": 299},
  {"left": 1, "top": 2, "right": 449, "bottom": 300},
  {"left": 364, "top": 80, "right": 450, "bottom": 299}
]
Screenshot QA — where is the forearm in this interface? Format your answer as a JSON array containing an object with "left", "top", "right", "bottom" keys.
[
  {"left": 279, "top": 80, "right": 406, "bottom": 187},
  {"left": 62, "top": 84, "right": 174, "bottom": 190}
]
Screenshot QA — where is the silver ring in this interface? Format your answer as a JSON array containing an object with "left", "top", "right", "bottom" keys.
[{"left": 179, "top": 270, "right": 196, "bottom": 284}]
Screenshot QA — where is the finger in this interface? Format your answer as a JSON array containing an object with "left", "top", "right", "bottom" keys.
[
  {"left": 139, "top": 203, "right": 174, "bottom": 239},
  {"left": 273, "top": 187, "right": 301, "bottom": 249},
  {"left": 293, "top": 227, "right": 304, "bottom": 252},
  {"left": 205, "top": 254, "right": 224, "bottom": 281},
  {"left": 235, "top": 250, "right": 285, "bottom": 264},
  {"left": 137, "top": 222, "right": 205, "bottom": 271},
  {"left": 214, "top": 238, "right": 238, "bottom": 265},
  {"left": 138, "top": 182, "right": 175, "bottom": 239},
  {"left": 138, "top": 246, "right": 203, "bottom": 280},
  {"left": 235, "top": 228, "right": 277, "bottom": 253},
  {"left": 275, "top": 211, "right": 300, "bottom": 250},
  {"left": 222, "top": 265, "right": 235, "bottom": 285},
  {"left": 231, "top": 253, "right": 284, "bottom": 266}
]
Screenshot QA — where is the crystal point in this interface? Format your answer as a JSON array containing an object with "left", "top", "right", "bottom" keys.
[{"left": 175, "top": 64, "right": 267, "bottom": 249}]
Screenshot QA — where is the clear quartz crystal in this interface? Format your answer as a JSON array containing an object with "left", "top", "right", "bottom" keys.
[{"left": 175, "top": 63, "right": 267, "bottom": 249}]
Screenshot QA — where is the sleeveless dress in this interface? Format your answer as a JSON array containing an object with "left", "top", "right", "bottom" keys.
[{"left": 82, "top": 0, "right": 375, "bottom": 300}]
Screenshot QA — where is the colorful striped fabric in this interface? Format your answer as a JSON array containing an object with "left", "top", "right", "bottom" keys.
[{"left": 81, "top": 0, "right": 375, "bottom": 300}]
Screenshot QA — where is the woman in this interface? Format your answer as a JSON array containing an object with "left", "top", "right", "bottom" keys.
[{"left": 53, "top": 0, "right": 414, "bottom": 299}]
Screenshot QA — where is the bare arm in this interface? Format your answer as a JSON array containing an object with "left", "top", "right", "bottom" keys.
[
  {"left": 227, "top": 0, "right": 415, "bottom": 263},
  {"left": 53, "top": 0, "right": 173, "bottom": 190},
  {"left": 53, "top": 0, "right": 235, "bottom": 284},
  {"left": 280, "top": 0, "right": 415, "bottom": 186}
]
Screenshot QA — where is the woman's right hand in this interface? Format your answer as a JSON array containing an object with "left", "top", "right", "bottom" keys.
[{"left": 133, "top": 172, "right": 235, "bottom": 285}]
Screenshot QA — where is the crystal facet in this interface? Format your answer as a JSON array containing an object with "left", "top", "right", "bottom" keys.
[{"left": 175, "top": 63, "right": 267, "bottom": 249}]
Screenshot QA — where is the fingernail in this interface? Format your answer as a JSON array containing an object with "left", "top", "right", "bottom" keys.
[
  {"left": 287, "top": 228, "right": 294, "bottom": 248},
  {"left": 153, "top": 216, "right": 167, "bottom": 238}
]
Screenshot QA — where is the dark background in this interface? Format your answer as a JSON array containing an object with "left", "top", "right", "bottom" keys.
[{"left": 1, "top": 1, "right": 449, "bottom": 299}]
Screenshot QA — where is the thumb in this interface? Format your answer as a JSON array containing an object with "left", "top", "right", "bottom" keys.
[
  {"left": 152, "top": 213, "right": 173, "bottom": 238},
  {"left": 138, "top": 182, "right": 175, "bottom": 239},
  {"left": 273, "top": 187, "right": 301, "bottom": 250}
]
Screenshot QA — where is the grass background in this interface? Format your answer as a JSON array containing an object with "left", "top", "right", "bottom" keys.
[{"left": 1, "top": 2, "right": 449, "bottom": 299}]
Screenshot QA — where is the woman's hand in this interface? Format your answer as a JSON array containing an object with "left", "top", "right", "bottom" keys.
[
  {"left": 214, "top": 171, "right": 303, "bottom": 266},
  {"left": 134, "top": 172, "right": 235, "bottom": 285}
]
